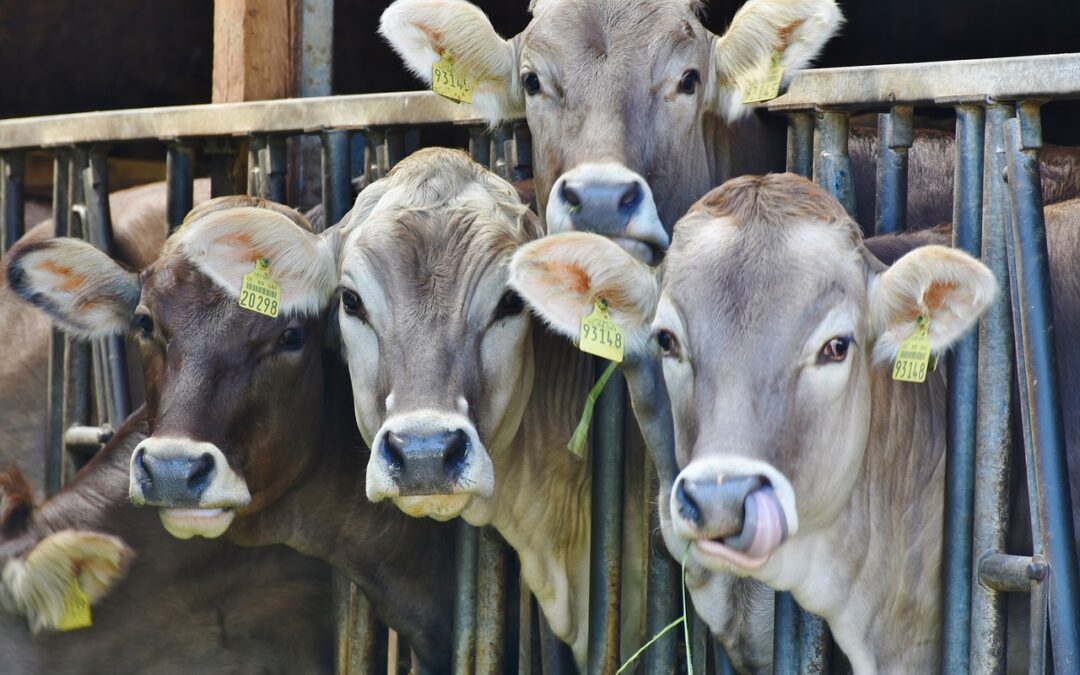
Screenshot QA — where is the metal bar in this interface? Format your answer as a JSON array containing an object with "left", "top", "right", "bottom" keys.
[
  {"left": 1030, "top": 571, "right": 1049, "bottom": 675},
  {"left": 260, "top": 137, "right": 288, "bottom": 204},
  {"left": 2, "top": 150, "right": 25, "bottom": 253},
  {"left": 714, "top": 641, "right": 737, "bottom": 675},
  {"left": 468, "top": 127, "right": 491, "bottom": 168},
  {"left": 333, "top": 570, "right": 379, "bottom": 675},
  {"left": 62, "top": 425, "right": 114, "bottom": 448},
  {"left": 207, "top": 140, "right": 241, "bottom": 197},
  {"left": 799, "top": 610, "right": 831, "bottom": 673},
  {"left": 452, "top": 520, "right": 478, "bottom": 675},
  {"left": 874, "top": 105, "right": 913, "bottom": 235},
  {"left": 320, "top": 129, "right": 352, "bottom": 231},
  {"left": 475, "top": 528, "right": 508, "bottom": 675},
  {"left": 773, "top": 592, "right": 799, "bottom": 673},
  {"left": 511, "top": 122, "right": 533, "bottom": 182},
  {"left": 977, "top": 553, "right": 1047, "bottom": 593},
  {"left": 644, "top": 462, "right": 678, "bottom": 674},
  {"left": 382, "top": 129, "right": 406, "bottom": 172},
  {"left": 1004, "top": 105, "right": 1080, "bottom": 671},
  {"left": 65, "top": 148, "right": 92, "bottom": 471},
  {"left": 538, "top": 614, "right": 575, "bottom": 675},
  {"left": 813, "top": 110, "right": 857, "bottom": 220},
  {"left": 587, "top": 362, "right": 625, "bottom": 675},
  {"left": 45, "top": 150, "right": 70, "bottom": 496},
  {"left": 941, "top": 103, "right": 985, "bottom": 675},
  {"left": 518, "top": 577, "right": 534, "bottom": 675},
  {"left": 690, "top": 611, "right": 708, "bottom": 675},
  {"left": 166, "top": 142, "right": 195, "bottom": 232},
  {"left": 247, "top": 137, "right": 265, "bottom": 197},
  {"left": 969, "top": 101, "right": 1015, "bottom": 674},
  {"left": 785, "top": 112, "right": 814, "bottom": 179}
]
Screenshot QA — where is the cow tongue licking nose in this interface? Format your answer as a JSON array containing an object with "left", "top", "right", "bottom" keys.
[{"left": 675, "top": 475, "right": 788, "bottom": 569}]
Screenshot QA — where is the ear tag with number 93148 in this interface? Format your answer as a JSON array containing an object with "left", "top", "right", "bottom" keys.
[
  {"left": 432, "top": 53, "right": 473, "bottom": 104},
  {"left": 57, "top": 577, "right": 92, "bottom": 631},
  {"left": 892, "top": 315, "right": 932, "bottom": 383},
  {"left": 578, "top": 297, "right": 624, "bottom": 363},
  {"left": 742, "top": 49, "right": 784, "bottom": 104},
  {"left": 239, "top": 258, "right": 281, "bottom": 318}
]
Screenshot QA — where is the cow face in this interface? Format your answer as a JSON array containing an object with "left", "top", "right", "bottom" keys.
[
  {"left": 380, "top": 0, "right": 842, "bottom": 262},
  {"left": 6, "top": 198, "right": 339, "bottom": 539},
  {"left": 338, "top": 149, "right": 541, "bottom": 520},
  {"left": 510, "top": 174, "right": 995, "bottom": 577}
]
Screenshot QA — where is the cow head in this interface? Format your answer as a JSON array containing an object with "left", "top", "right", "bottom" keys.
[
  {"left": 6, "top": 198, "right": 339, "bottom": 539},
  {"left": 381, "top": 0, "right": 842, "bottom": 263},
  {"left": 336, "top": 148, "right": 541, "bottom": 521},
  {"left": 509, "top": 174, "right": 995, "bottom": 578}
]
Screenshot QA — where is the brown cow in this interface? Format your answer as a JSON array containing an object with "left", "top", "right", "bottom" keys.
[
  {"left": 0, "top": 412, "right": 334, "bottom": 674},
  {"left": 5, "top": 197, "right": 457, "bottom": 669}
]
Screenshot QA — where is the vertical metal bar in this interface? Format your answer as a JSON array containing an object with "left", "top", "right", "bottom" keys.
[
  {"left": 166, "top": 141, "right": 195, "bottom": 232},
  {"left": 366, "top": 129, "right": 387, "bottom": 180},
  {"left": 969, "top": 100, "right": 1015, "bottom": 674},
  {"left": 714, "top": 641, "right": 737, "bottom": 675},
  {"left": 453, "top": 520, "right": 478, "bottom": 675},
  {"left": 511, "top": 122, "right": 533, "bottom": 182},
  {"left": 383, "top": 130, "right": 405, "bottom": 172},
  {"left": 247, "top": 137, "right": 265, "bottom": 197},
  {"left": 942, "top": 103, "right": 985, "bottom": 675},
  {"left": 786, "top": 112, "right": 815, "bottom": 179},
  {"left": 333, "top": 570, "right": 378, "bottom": 675},
  {"left": 1005, "top": 104, "right": 1080, "bottom": 671},
  {"left": 813, "top": 110, "right": 857, "bottom": 220},
  {"left": 773, "top": 592, "right": 799, "bottom": 673},
  {"left": 1, "top": 150, "right": 26, "bottom": 253},
  {"left": 874, "top": 105, "right": 913, "bottom": 235},
  {"left": 468, "top": 127, "right": 491, "bottom": 167},
  {"left": 689, "top": 611, "right": 708, "bottom": 675},
  {"left": 538, "top": 614, "right": 575, "bottom": 675},
  {"left": 65, "top": 148, "right": 92, "bottom": 459},
  {"left": 587, "top": 363, "right": 625, "bottom": 675},
  {"left": 492, "top": 125, "right": 513, "bottom": 180},
  {"left": 320, "top": 129, "right": 352, "bottom": 231},
  {"left": 518, "top": 579, "right": 534, "bottom": 675},
  {"left": 644, "top": 463, "right": 678, "bottom": 674},
  {"left": 798, "top": 610, "right": 831, "bottom": 673},
  {"left": 45, "top": 151, "right": 71, "bottom": 496},
  {"left": 207, "top": 140, "right": 241, "bottom": 197},
  {"left": 260, "top": 137, "right": 288, "bottom": 204},
  {"left": 475, "top": 528, "right": 508, "bottom": 675}
]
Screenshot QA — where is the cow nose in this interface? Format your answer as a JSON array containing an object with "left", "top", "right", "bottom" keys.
[
  {"left": 557, "top": 176, "right": 644, "bottom": 236},
  {"left": 380, "top": 429, "right": 471, "bottom": 496},
  {"left": 676, "top": 474, "right": 764, "bottom": 540},
  {"left": 132, "top": 448, "right": 216, "bottom": 507}
]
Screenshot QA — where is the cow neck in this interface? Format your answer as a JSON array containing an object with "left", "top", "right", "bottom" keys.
[{"left": 771, "top": 366, "right": 948, "bottom": 674}]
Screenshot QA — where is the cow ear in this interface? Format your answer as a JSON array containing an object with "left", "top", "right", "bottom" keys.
[
  {"left": 380, "top": 0, "right": 524, "bottom": 123},
  {"left": 710, "top": 0, "right": 843, "bottom": 120},
  {"left": 0, "top": 530, "right": 134, "bottom": 633},
  {"left": 509, "top": 232, "right": 659, "bottom": 356},
  {"left": 177, "top": 206, "right": 339, "bottom": 318},
  {"left": 5, "top": 239, "right": 140, "bottom": 339},
  {"left": 868, "top": 245, "right": 997, "bottom": 363}
]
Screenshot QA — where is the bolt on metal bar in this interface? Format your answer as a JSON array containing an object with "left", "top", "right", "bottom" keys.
[
  {"left": 320, "top": 129, "right": 352, "bottom": 231},
  {"left": 166, "top": 142, "right": 194, "bottom": 232},
  {"left": 1, "top": 150, "right": 25, "bottom": 254},
  {"left": 475, "top": 528, "right": 508, "bottom": 675},
  {"left": 813, "top": 110, "right": 856, "bottom": 220},
  {"left": 1004, "top": 105, "right": 1080, "bottom": 671},
  {"left": 874, "top": 105, "right": 913, "bottom": 234},
  {"left": 978, "top": 553, "right": 1047, "bottom": 593},
  {"left": 786, "top": 112, "right": 815, "bottom": 179},
  {"left": 63, "top": 425, "right": 114, "bottom": 448},
  {"left": 45, "top": 150, "right": 71, "bottom": 496},
  {"left": 452, "top": 520, "right": 478, "bottom": 675},
  {"left": 260, "top": 137, "right": 288, "bottom": 204},
  {"left": 941, "top": 103, "right": 985, "bottom": 675},
  {"left": 969, "top": 101, "right": 1016, "bottom": 673},
  {"left": 587, "top": 362, "right": 626, "bottom": 675}
]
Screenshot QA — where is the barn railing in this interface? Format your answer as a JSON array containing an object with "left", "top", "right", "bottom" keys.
[{"left": 1, "top": 51, "right": 1079, "bottom": 674}]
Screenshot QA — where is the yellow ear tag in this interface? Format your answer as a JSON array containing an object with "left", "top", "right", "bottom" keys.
[
  {"left": 57, "top": 577, "right": 92, "bottom": 631},
  {"left": 892, "top": 316, "right": 932, "bottom": 383},
  {"left": 742, "top": 49, "right": 784, "bottom": 104},
  {"left": 239, "top": 258, "right": 281, "bottom": 318},
  {"left": 432, "top": 53, "right": 473, "bottom": 104},
  {"left": 578, "top": 297, "right": 624, "bottom": 363}
]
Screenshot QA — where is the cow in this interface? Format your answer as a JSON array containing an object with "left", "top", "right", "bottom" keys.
[
  {"left": 0, "top": 412, "right": 335, "bottom": 674},
  {"left": 380, "top": 0, "right": 1080, "bottom": 260},
  {"left": 507, "top": 173, "right": 1034, "bottom": 672},
  {"left": 4, "top": 196, "right": 458, "bottom": 669}
]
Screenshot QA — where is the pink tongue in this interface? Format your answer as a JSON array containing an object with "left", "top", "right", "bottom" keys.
[{"left": 744, "top": 489, "right": 786, "bottom": 559}]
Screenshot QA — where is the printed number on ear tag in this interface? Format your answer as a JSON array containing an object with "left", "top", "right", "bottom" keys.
[
  {"left": 579, "top": 298, "right": 624, "bottom": 363},
  {"left": 892, "top": 316, "right": 932, "bottom": 383},
  {"left": 742, "top": 50, "right": 784, "bottom": 104},
  {"left": 432, "top": 53, "right": 473, "bottom": 104},
  {"left": 57, "top": 578, "right": 92, "bottom": 631},
  {"left": 239, "top": 258, "right": 281, "bottom": 318}
]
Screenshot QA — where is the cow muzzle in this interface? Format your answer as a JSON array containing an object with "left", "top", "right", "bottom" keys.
[
  {"left": 546, "top": 163, "right": 669, "bottom": 265},
  {"left": 129, "top": 437, "right": 251, "bottom": 540},
  {"left": 670, "top": 458, "right": 798, "bottom": 571},
  {"left": 366, "top": 411, "right": 494, "bottom": 520}
]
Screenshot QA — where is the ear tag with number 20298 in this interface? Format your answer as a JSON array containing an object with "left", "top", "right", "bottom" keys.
[
  {"left": 239, "top": 258, "right": 281, "bottom": 318},
  {"left": 432, "top": 53, "right": 473, "bottom": 104},
  {"left": 892, "top": 315, "right": 932, "bottom": 383},
  {"left": 578, "top": 297, "right": 624, "bottom": 363}
]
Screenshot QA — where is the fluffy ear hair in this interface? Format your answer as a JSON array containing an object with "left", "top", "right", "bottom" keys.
[
  {"left": 869, "top": 245, "right": 997, "bottom": 363},
  {"left": 5, "top": 238, "right": 140, "bottom": 339},
  {"left": 175, "top": 206, "right": 338, "bottom": 318},
  {"left": 380, "top": 0, "right": 523, "bottom": 122},
  {"left": 509, "top": 232, "right": 659, "bottom": 356},
  {"left": 711, "top": 0, "right": 843, "bottom": 120},
  {"left": 0, "top": 530, "right": 134, "bottom": 633}
]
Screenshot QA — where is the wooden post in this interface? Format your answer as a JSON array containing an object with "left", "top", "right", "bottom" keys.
[{"left": 212, "top": 0, "right": 296, "bottom": 103}]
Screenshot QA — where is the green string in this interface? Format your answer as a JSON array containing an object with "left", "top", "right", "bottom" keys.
[
  {"left": 567, "top": 360, "right": 619, "bottom": 458},
  {"left": 614, "top": 543, "right": 694, "bottom": 673}
]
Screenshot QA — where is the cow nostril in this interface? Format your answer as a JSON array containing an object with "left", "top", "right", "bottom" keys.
[
  {"left": 443, "top": 429, "right": 469, "bottom": 473},
  {"left": 560, "top": 182, "right": 582, "bottom": 210},
  {"left": 381, "top": 432, "right": 406, "bottom": 472},
  {"left": 134, "top": 448, "right": 151, "bottom": 483},
  {"left": 619, "top": 181, "right": 642, "bottom": 211},
  {"left": 186, "top": 452, "right": 215, "bottom": 494},
  {"left": 675, "top": 479, "right": 701, "bottom": 527}
]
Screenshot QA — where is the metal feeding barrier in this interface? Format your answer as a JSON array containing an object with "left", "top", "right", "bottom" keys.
[{"left": 0, "top": 51, "right": 1079, "bottom": 673}]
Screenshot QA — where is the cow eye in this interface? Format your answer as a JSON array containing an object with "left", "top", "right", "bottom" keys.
[
  {"left": 136, "top": 312, "right": 154, "bottom": 337},
  {"left": 341, "top": 289, "right": 367, "bottom": 322},
  {"left": 278, "top": 327, "right": 307, "bottom": 352},
  {"left": 819, "top": 336, "right": 852, "bottom": 364},
  {"left": 657, "top": 329, "right": 679, "bottom": 356},
  {"left": 493, "top": 290, "right": 525, "bottom": 320},
  {"left": 677, "top": 69, "right": 701, "bottom": 95},
  {"left": 522, "top": 71, "right": 541, "bottom": 96}
]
